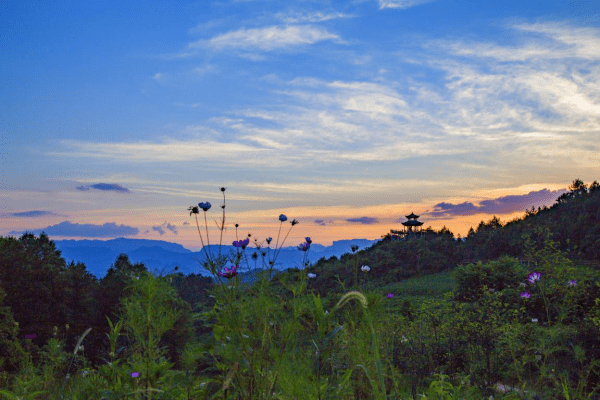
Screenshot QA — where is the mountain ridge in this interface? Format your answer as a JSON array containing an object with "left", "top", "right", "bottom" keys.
[{"left": 53, "top": 237, "right": 380, "bottom": 278}]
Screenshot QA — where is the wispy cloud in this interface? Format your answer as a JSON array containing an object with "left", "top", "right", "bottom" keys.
[
  {"left": 377, "top": 0, "right": 435, "bottom": 10},
  {"left": 51, "top": 21, "right": 600, "bottom": 185},
  {"left": 428, "top": 188, "right": 566, "bottom": 217},
  {"left": 11, "top": 221, "right": 139, "bottom": 238},
  {"left": 76, "top": 183, "right": 131, "bottom": 193},
  {"left": 194, "top": 25, "right": 340, "bottom": 52},
  {"left": 515, "top": 23, "right": 600, "bottom": 61},
  {"left": 9, "top": 210, "right": 57, "bottom": 218},
  {"left": 276, "top": 10, "right": 353, "bottom": 23},
  {"left": 346, "top": 216, "right": 379, "bottom": 224},
  {"left": 152, "top": 221, "right": 178, "bottom": 236}
]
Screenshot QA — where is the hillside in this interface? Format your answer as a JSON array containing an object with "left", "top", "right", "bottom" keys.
[{"left": 302, "top": 179, "right": 600, "bottom": 295}]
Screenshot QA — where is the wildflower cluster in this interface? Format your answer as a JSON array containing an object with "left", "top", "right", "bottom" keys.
[
  {"left": 188, "top": 189, "right": 304, "bottom": 280},
  {"left": 297, "top": 237, "right": 311, "bottom": 252}
]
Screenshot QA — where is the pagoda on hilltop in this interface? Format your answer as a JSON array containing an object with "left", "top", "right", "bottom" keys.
[{"left": 390, "top": 212, "right": 424, "bottom": 239}]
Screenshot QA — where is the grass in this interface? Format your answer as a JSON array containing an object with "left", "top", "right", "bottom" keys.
[{"left": 380, "top": 270, "right": 456, "bottom": 302}]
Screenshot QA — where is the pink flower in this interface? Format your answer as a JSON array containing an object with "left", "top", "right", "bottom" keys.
[
  {"left": 131, "top": 372, "right": 140, "bottom": 378},
  {"left": 527, "top": 272, "right": 541, "bottom": 284},
  {"left": 387, "top": 293, "right": 394, "bottom": 299},
  {"left": 218, "top": 265, "right": 239, "bottom": 279},
  {"left": 520, "top": 292, "right": 531, "bottom": 299}
]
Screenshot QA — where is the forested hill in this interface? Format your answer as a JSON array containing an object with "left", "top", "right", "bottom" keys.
[
  {"left": 305, "top": 179, "right": 600, "bottom": 292},
  {"left": 462, "top": 178, "right": 600, "bottom": 261}
]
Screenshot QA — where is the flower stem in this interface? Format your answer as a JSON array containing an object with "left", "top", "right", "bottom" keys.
[{"left": 203, "top": 211, "right": 213, "bottom": 261}]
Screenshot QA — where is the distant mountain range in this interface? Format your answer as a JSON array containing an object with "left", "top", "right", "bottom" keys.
[{"left": 53, "top": 238, "right": 379, "bottom": 278}]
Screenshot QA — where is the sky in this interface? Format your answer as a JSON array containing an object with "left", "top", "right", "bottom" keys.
[{"left": 1, "top": 0, "right": 599, "bottom": 249}]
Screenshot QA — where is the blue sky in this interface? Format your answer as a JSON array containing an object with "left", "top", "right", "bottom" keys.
[{"left": 1, "top": 0, "right": 599, "bottom": 248}]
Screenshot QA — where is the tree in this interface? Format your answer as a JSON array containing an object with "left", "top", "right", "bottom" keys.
[
  {"left": 0, "top": 233, "right": 68, "bottom": 343},
  {"left": 98, "top": 254, "right": 148, "bottom": 325}
]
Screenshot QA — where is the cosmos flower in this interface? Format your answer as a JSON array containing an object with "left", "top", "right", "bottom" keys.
[
  {"left": 232, "top": 238, "right": 250, "bottom": 249},
  {"left": 298, "top": 242, "right": 311, "bottom": 252},
  {"left": 527, "top": 272, "right": 541, "bottom": 284},
  {"left": 218, "top": 265, "right": 239, "bottom": 279},
  {"left": 361, "top": 265, "right": 370, "bottom": 272},
  {"left": 568, "top": 280, "right": 577, "bottom": 286},
  {"left": 131, "top": 372, "right": 140, "bottom": 378},
  {"left": 387, "top": 293, "right": 394, "bottom": 299},
  {"left": 520, "top": 292, "right": 531, "bottom": 299},
  {"left": 307, "top": 273, "right": 317, "bottom": 279},
  {"left": 198, "top": 202, "right": 212, "bottom": 212}
]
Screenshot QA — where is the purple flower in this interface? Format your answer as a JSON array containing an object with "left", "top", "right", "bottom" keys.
[
  {"left": 305, "top": 237, "right": 312, "bottom": 244},
  {"left": 232, "top": 238, "right": 250, "bottom": 249},
  {"left": 297, "top": 242, "right": 311, "bottom": 252},
  {"left": 387, "top": 293, "right": 394, "bottom": 299},
  {"left": 131, "top": 372, "right": 140, "bottom": 378},
  {"left": 520, "top": 291, "right": 531, "bottom": 299},
  {"left": 24, "top": 334, "right": 36, "bottom": 340},
  {"left": 527, "top": 272, "right": 541, "bottom": 284},
  {"left": 218, "top": 265, "right": 239, "bottom": 279},
  {"left": 198, "top": 202, "right": 212, "bottom": 212},
  {"left": 279, "top": 214, "right": 288, "bottom": 222},
  {"left": 568, "top": 280, "right": 577, "bottom": 286},
  {"left": 307, "top": 273, "right": 317, "bottom": 279}
]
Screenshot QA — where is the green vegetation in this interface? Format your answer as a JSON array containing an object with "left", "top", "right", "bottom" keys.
[{"left": 1, "top": 179, "right": 600, "bottom": 399}]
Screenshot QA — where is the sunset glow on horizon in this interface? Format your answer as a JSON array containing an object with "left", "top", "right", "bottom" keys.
[{"left": 2, "top": 1, "right": 599, "bottom": 249}]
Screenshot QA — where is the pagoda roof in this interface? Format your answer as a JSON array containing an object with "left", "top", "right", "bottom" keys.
[
  {"left": 406, "top": 212, "right": 420, "bottom": 219},
  {"left": 402, "top": 220, "right": 424, "bottom": 227}
]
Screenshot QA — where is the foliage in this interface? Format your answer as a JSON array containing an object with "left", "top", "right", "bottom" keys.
[{"left": 2, "top": 180, "right": 600, "bottom": 398}]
